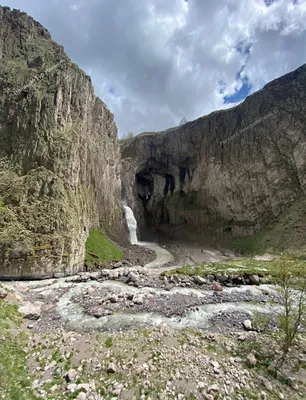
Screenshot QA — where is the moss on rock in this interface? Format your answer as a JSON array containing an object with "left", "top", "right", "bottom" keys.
[{"left": 85, "top": 230, "right": 123, "bottom": 269}]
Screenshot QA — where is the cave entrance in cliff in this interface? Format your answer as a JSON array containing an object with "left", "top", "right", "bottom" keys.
[
  {"left": 135, "top": 171, "right": 154, "bottom": 208},
  {"left": 134, "top": 170, "right": 155, "bottom": 235}
]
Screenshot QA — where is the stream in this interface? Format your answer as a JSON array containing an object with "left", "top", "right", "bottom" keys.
[{"left": 3, "top": 204, "right": 279, "bottom": 333}]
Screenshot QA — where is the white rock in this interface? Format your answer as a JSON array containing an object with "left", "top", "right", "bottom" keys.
[
  {"left": 67, "top": 383, "right": 77, "bottom": 392},
  {"left": 243, "top": 319, "right": 253, "bottom": 331},
  {"left": 76, "top": 392, "right": 87, "bottom": 400},
  {"left": 65, "top": 368, "right": 78, "bottom": 382}
]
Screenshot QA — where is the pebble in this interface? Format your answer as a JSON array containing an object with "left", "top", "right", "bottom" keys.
[
  {"left": 76, "top": 392, "right": 87, "bottom": 400},
  {"left": 243, "top": 319, "right": 253, "bottom": 331},
  {"left": 65, "top": 368, "right": 78, "bottom": 382}
]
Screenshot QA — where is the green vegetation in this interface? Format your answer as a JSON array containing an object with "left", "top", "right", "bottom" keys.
[
  {"left": 273, "top": 258, "right": 306, "bottom": 367},
  {"left": 105, "top": 337, "right": 113, "bottom": 348},
  {"left": 161, "top": 255, "right": 306, "bottom": 283},
  {"left": 0, "top": 299, "right": 38, "bottom": 400},
  {"left": 227, "top": 196, "right": 306, "bottom": 255},
  {"left": 85, "top": 229, "right": 123, "bottom": 268}
]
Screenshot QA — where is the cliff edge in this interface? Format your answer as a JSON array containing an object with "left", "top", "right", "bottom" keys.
[
  {"left": 121, "top": 64, "right": 306, "bottom": 246},
  {"left": 0, "top": 7, "right": 126, "bottom": 279}
]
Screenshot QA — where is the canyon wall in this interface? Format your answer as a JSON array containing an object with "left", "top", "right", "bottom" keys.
[
  {"left": 0, "top": 7, "right": 126, "bottom": 279},
  {"left": 121, "top": 64, "right": 306, "bottom": 241}
]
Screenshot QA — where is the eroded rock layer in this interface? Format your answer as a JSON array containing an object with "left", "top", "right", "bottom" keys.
[
  {"left": 0, "top": 7, "right": 126, "bottom": 278},
  {"left": 121, "top": 64, "right": 306, "bottom": 241}
]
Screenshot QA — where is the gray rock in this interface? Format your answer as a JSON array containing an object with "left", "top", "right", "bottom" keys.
[
  {"left": 90, "top": 272, "right": 101, "bottom": 280},
  {"left": 0, "top": 288, "right": 8, "bottom": 299},
  {"left": 107, "top": 362, "right": 117, "bottom": 374},
  {"left": 207, "top": 384, "right": 219, "bottom": 393},
  {"left": 133, "top": 294, "right": 144, "bottom": 305},
  {"left": 113, "top": 261, "right": 123, "bottom": 268},
  {"left": 193, "top": 276, "right": 207, "bottom": 285},
  {"left": 246, "top": 353, "right": 257, "bottom": 367},
  {"left": 249, "top": 275, "right": 260, "bottom": 285},
  {"left": 212, "top": 282, "right": 222, "bottom": 292},
  {"left": 262, "top": 378, "right": 273, "bottom": 391},
  {"left": 215, "top": 274, "right": 228, "bottom": 283},
  {"left": 18, "top": 302, "right": 41, "bottom": 320},
  {"left": 207, "top": 275, "right": 215, "bottom": 282},
  {"left": 128, "top": 271, "right": 139, "bottom": 283}
]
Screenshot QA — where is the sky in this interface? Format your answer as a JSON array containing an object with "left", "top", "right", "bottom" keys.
[{"left": 2, "top": 0, "right": 306, "bottom": 137}]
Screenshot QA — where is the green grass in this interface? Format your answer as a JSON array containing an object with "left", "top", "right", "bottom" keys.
[
  {"left": 105, "top": 337, "right": 113, "bottom": 348},
  {"left": 0, "top": 300, "right": 38, "bottom": 400},
  {"left": 161, "top": 255, "right": 306, "bottom": 282},
  {"left": 227, "top": 196, "right": 306, "bottom": 256},
  {"left": 85, "top": 229, "right": 123, "bottom": 268}
]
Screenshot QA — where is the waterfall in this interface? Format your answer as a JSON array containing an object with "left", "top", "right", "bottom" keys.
[{"left": 123, "top": 203, "right": 139, "bottom": 245}]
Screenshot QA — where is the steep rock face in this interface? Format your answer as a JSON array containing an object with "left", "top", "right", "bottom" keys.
[
  {"left": 0, "top": 7, "right": 126, "bottom": 279},
  {"left": 121, "top": 64, "right": 306, "bottom": 241}
]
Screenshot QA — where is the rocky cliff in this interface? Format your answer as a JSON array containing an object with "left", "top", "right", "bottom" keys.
[
  {"left": 121, "top": 64, "right": 306, "bottom": 242},
  {"left": 0, "top": 7, "right": 126, "bottom": 279}
]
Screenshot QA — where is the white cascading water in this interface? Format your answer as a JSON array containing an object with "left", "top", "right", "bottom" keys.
[
  {"left": 122, "top": 203, "right": 139, "bottom": 245},
  {"left": 122, "top": 201, "right": 174, "bottom": 268}
]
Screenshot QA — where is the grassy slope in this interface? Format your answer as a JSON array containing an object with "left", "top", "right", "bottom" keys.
[
  {"left": 227, "top": 196, "right": 306, "bottom": 256},
  {"left": 0, "top": 298, "right": 38, "bottom": 400},
  {"left": 85, "top": 229, "right": 123, "bottom": 268},
  {"left": 162, "top": 255, "right": 306, "bottom": 281}
]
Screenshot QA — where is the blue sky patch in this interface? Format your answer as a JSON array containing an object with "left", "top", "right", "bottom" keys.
[{"left": 223, "top": 76, "right": 252, "bottom": 104}]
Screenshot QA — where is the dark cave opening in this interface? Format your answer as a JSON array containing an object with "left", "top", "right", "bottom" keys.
[
  {"left": 164, "top": 173, "right": 175, "bottom": 196},
  {"left": 135, "top": 171, "right": 154, "bottom": 208}
]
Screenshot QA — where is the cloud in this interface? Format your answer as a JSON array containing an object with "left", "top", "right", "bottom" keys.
[{"left": 3, "top": 0, "right": 306, "bottom": 136}]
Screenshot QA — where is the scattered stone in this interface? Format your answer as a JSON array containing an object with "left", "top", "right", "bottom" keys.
[
  {"left": 76, "top": 392, "right": 87, "bottom": 400},
  {"left": 260, "top": 391, "right": 268, "bottom": 400},
  {"left": 18, "top": 302, "right": 41, "bottom": 320},
  {"left": 207, "top": 384, "right": 219, "bottom": 393},
  {"left": 212, "top": 282, "right": 222, "bottom": 292},
  {"left": 207, "top": 275, "right": 215, "bottom": 282},
  {"left": 107, "top": 362, "right": 117, "bottom": 374},
  {"left": 114, "top": 261, "right": 123, "bottom": 268},
  {"left": 210, "top": 361, "right": 220, "bottom": 369},
  {"left": 243, "top": 319, "right": 253, "bottom": 331},
  {"left": 193, "top": 276, "right": 206, "bottom": 285},
  {"left": 0, "top": 287, "right": 8, "bottom": 299},
  {"left": 262, "top": 377, "right": 273, "bottom": 391},
  {"left": 133, "top": 294, "right": 144, "bottom": 305},
  {"left": 87, "top": 287, "right": 96, "bottom": 295},
  {"left": 246, "top": 353, "right": 257, "bottom": 367},
  {"left": 254, "top": 254, "right": 274, "bottom": 261},
  {"left": 249, "top": 275, "right": 260, "bottom": 285},
  {"left": 128, "top": 271, "right": 139, "bottom": 283},
  {"left": 67, "top": 383, "right": 77, "bottom": 392},
  {"left": 65, "top": 368, "right": 78, "bottom": 383}
]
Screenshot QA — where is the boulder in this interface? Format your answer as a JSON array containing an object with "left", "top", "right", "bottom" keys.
[{"left": 18, "top": 302, "right": 41, "bottom": 320}]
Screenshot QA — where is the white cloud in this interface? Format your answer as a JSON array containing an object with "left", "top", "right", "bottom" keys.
[{"left": 3, "top": 0, "right": 306, "bottom": 136}]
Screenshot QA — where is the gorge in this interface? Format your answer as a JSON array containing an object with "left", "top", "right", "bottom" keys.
[{"left": 0, "top": 6, "right": 306, "bottom": 400}]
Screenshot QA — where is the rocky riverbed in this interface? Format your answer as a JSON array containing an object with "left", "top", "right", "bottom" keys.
[{"left": 1, "top": 242, "right": 305, "bottom": 399}]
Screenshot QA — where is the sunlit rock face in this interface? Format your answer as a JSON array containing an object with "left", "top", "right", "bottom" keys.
[
  {"left": 121, "top": 64, "right": 306, "bottom": 241},
  {"left": 0, "top": 6, "right": 126, "bottom": 279}
]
